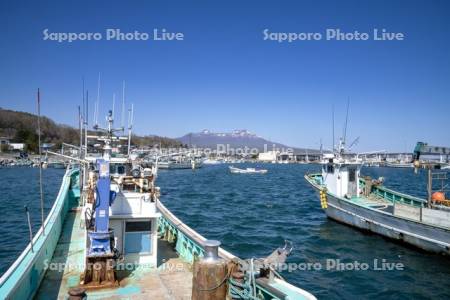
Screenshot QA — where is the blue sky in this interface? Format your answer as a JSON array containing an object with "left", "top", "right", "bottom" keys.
[{"left": 0, "top": 0, "right": 449, "bottom": 151}]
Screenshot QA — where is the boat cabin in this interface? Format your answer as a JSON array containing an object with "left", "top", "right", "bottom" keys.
[
  {"left": 321, "top": 154, "right": 362, "bottom": 199},
  {"left": 85, "top": 157, "right": 160, "bottom": 268}
]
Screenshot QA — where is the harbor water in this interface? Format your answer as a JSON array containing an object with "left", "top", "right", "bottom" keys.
[{"left": 1, "top": 164, "right": 449, "bottom": 299}]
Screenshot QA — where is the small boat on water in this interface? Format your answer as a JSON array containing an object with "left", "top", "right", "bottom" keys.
[
  {"left": 305, "top": 141, "right": 450, "bottom": 254},
  {"left": 157, "top": 154, "right": 203, "bottom": 170},
  {"left": 229, "top": 166, "right": 268, "bottom": 174},
  {"left": 203, "top": 158, "right": 223, "bottom": 165}
]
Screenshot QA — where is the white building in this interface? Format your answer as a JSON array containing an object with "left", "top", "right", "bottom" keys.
[
  {"left": 9, "top": 143, "right": 25, "bottom": 151},
  {"left": 258, "top": 150, "right": 279, "bottom": 162}
]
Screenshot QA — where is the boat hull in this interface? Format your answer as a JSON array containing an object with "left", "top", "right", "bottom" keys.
[{"left": 307, "top": 179, "right": 450, "bottom": 254}]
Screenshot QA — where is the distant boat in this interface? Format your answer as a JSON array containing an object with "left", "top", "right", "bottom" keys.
[
  {"left": 385, "top": 161, "right": 414, "bottom": 168},
  {"left": 203, "top": 158, "right": 223, "bottom": 165},
  {"left": 229, "top": 166, "right": 267, "bottom": 174},
  {"left": 158, "top": 157, "right": 203, "bottom": 169}
]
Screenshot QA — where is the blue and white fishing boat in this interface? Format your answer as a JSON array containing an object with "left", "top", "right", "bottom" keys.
[
  {"left": 0, "top": 106, "right": 315, "bottom": 299},
  {"left": 305, "top": 140, "right": 450, "bottom": 254}
]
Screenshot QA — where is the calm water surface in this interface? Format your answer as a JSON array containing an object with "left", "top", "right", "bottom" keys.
[{"left": 1, "top": 165, "right": 450, "bottom": 299}]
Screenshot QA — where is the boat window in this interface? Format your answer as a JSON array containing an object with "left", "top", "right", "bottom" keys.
[
  {"left": 326, "top": 164, "right": 334, "bottom": 173},
  {"left": 349, "top": 168, "right": 356, "bottom": 182},
  {"left": 110, "top": 164, "right": 126, "bottom": 175},
  {"left": 125, "top": 221, "right": 152, "bottom": 254},
  {"left": 126, "top": 221, "right": 151, "bottom": 232},
  {"left": 117, "top": 165, "right": 125, "bottom": 174}
]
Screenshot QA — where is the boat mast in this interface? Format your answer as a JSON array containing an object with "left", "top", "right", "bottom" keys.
[
  {"left": 121, "top": 80, "right": 125, "bottom": 131},
  {"left": 332, "top": 105, "right": 335, "bottom": 153},
  {"left": 78, "top": 105, "right": 82, "bottom": 159},
  {"left": 127, "top": 103, "right": 134, "bottom": 156},
  {"left": 84, "top": 91, "right": 88, "bottom": 157},
  {"left": 95, "top": 73, "right": 101, "bottom": 127}
]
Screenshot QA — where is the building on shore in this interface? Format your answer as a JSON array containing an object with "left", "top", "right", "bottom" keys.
[{"left": 258, "top": 150, "right": 279, "bottom": 162}]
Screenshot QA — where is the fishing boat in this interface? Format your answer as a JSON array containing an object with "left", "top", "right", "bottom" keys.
[
  {"left": 229, "top": 166, "right": 268, "bottom": 174},
  {"left": 305, "top": 140, "right": 450, "bottom": 254},
  {"left": 157, "top": 155, "right": 203, "bottom": 170},
  {"left": 203, "top": 158, "right": 223, "bottom": 165},
  {"left": 0, "top": 106, "right": 315, "bottom": 299},
  {"left": 385, "top": 161, "right": 414, "bottom": 168}
]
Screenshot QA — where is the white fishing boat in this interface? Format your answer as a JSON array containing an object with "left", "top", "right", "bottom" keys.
[
  {"left": 203, "top": 158, "right": 223, "bottom": 165},
  {"left": 229, "top": 166, "right": 268, "bottom": 174},
  {"left": 305, "top": 141, "right": 450, "bottom": 254}
]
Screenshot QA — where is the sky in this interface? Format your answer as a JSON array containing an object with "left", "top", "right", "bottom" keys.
[{"left": 0, "top": 0, "right": 449, "bottom": 152}]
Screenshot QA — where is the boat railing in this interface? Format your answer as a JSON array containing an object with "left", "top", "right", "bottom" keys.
[
  {"left": 360, "top": 178, "right": 426, "bottom": 207},
  {"left": 156, "top": 200, "right": 314, "bottom": 299},
  {"left": 0, "top": 168, "right": 79, "bottom": 299},
  {"left": 156, "top": 200, "right": 235, "bottom": 262}
]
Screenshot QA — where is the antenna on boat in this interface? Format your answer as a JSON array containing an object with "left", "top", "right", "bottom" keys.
[
  {"left": 95, "top": 72, "right": 101, "bottom": 127},
  {"left": 332, "top": 105, "right": 335, "bottom": 152},
  {"left": 121, "top": 81, "right": 125, "bottom": 131},
  {"left": 112, "top": 93, "right": 116, "bottom": 120},
  {"left": 127, "top": 103, "right": 134, "bottom": 155},
  {"left": 320, "top": 138, "right": 323, "bottom": 156},
  {"left": 85, "top": 90, "right": 88, "bottom": 157},
  {"left": 25, "top": 205, "right": 34, "bottom": 253},
  {"left": 81, "top": 78, "right": 85, "bottom": 156},
  {"left": 78, "top": 105, "right": 82, "bottom": 159},
  {"left": 343, "top": 98, "right": 350, "bottom": 146},
  {"left": 37, "top": 88, "right": 45, "bottom": 235}
]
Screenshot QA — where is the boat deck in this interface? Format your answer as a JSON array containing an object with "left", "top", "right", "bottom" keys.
[
  {"left": 346, "top": 195, "right": 394, "bottom": 214},
  {"left": 35, "top": 209, "right": 193, "bottom": 300}
]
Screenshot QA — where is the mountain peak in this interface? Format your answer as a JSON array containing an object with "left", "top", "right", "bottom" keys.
[{"left": 196, "top": 129, "right": 258, "bottom": 138}]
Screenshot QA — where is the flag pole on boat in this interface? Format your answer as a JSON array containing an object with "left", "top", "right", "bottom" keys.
[
  {"left": 25, "top": 205, "right": 34, "bottom": 253},
  {"left": 37, "top": 88, "right": 45, "bottom": 235}
]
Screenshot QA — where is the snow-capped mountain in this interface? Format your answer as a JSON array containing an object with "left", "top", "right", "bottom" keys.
[{"left": 177, "top": 129, "right": 290, "bottom": 151}]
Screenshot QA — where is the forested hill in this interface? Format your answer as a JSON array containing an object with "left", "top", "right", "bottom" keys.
[{"left": 0, "top": 108, "right": 183, "bottom": 152}]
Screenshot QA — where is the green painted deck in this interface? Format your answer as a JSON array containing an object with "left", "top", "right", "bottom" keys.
[{"left": 35, "top": 209, "right": 193, "bottom": 299}]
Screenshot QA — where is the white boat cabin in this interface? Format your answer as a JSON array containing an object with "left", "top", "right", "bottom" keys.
[
  {"left": 321, "top": 154, "right": 362, "bottom": 199},
  {"left": 109, "top": 158, "right": 160, "bottom": 266},
  {"left": 84, "top": 157, "right": 160, "bottom": 268}
]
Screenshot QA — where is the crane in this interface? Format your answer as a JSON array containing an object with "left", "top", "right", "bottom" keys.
[
  {"left": 412, "top": 142, "right": 450, "bottom": 207},
  {"left": 413, "top": 142, "right": 450, "bottom": 166}
]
